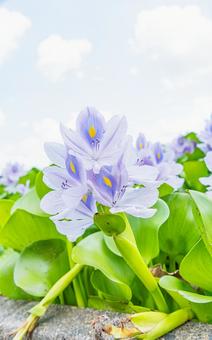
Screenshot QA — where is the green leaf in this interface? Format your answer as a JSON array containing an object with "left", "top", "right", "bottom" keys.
[
  {"left": 180, "top": 239, "right": 212, "bottom": 292},
  {"left": 189, "top": 190, "right": 212, "bottom": 256},
  {"left": 159, "top": 276, "right": 212, "bottom": 323},
  {"left": 35, "top": 171, "right": 51, "bottom": 199},
  {"left": 72, "top": 232, "right": 135, "bottom": 293},
  {"left": 183, "top": 160, "right": 208, "bottom": 191},
  {"left": 128, "top": 199, "right": 169, "bottom": 264},
  {"left": 11, "top": 188, "right": 47, "bottom": 217},
  {"left": 91, "top": 270, "right": 132, "bottom": 302},
  {"left": 104, "top": 213, "right": 137, "bottom": 257},
  {"left": 94, "top": 213, "right": 126, "bottom": 236},
  {"left": 159, "top": 193, "right": 200, "bottom": 258},
  {"left": 0, "top": 248, "right": 32, "bottom": 300},
  {"left": 19, "top": 167, "right": 39, "bottom": 187},
  {"left": 14, "top": 239, "right": 69, "bottom": 297},
  {"left": 131, "top": 311, "right": 167, "bottom": 333},
  {"left": 159, "top": 183, "right": 174, "bottom": 198},
  {"left": 0, "top": 209, "right": 64, "bottom": 251},
  {"left": 159, "top": 276, "right": 193, "bottom": 308},
  {"left": 0, "top": 199, "right": 14, "bottom": 229}
]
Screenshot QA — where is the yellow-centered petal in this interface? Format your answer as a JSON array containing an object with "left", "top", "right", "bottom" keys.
[
  {"left": 70, "top": 161, "right": 76, "bottom": 173},
  {"left": 103, "top": 176, "right": 112, "bottom": 188},
  {"left": 88, "top": 125, "right": 96, "bottom": 138}
]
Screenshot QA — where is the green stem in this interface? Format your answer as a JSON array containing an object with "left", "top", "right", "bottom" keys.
[
  {"left": 114, "top": 216, "right": 169, "bottom": 313},
  {"left": 143, "top": 308, "right": 194, "bottom": 340},
  {"left": 169, "top": 256, "right": 176, "bottom": 272},
  {"left": 59, "top": 292, "right": 65, "bottom": 305},
  {"left": 66, "top": 240, "right": 86, "bottom": 307},
  {"left": 13, "top": 264, "right": 83, "bottom": 340}
]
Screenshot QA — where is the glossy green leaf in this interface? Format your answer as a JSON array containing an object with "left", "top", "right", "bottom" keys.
[
  {"left": 94, "top": 213, "right": 126, "bottom": 236},
  {"left": 131, "top": 311, "right": 167, "bottom": 333},
  {"left": 72, "top": 232, "right": 135, "bottom": 293},
  {"left": 128, "top": 199, "right": 169, "bottom": 264},
  {"left": 159, "top": 183, "right": 174, "bottom": 198},
  {"left": 0, "top": 248, "right": 32, "bottom": 300},
  {"left": 130, "top": 308, "right": 193, "bottom": 338},
  {"left": 180, "top": 239, "right": 212, "bottom": 292},
  {"left": 19, "top": 167, "right": 39, "bottom": 187},
  {"left": 184, "top": 160, "right": 208, "bottom": 191},
  {"left": 91, "top": 270, "right": 132, "bottom": 302},
  {"left": 14, "top": 239, "right": 69, "bottom": 297},
  {"left": 35, "top": 171, "right": 51, "bottom": 199},
  {"left": 159, "top": 276, "right": 193, "bottom": 308},
  {"left": 159, "top": 276, "right": 212, "bottom": 323},
  {"left": 159, "top": 193, "right": 200, "bottom": 258},
  {"left": 0, "top": 199, "right": 14, "bottom": 229},
  {"left": 189, "top": 190, "right": 212, "bottom": 256},
  {"left": 11, "top": 188, "right": 47, "bottom": 217},
  {"left": 104, "top": 213, "right": 137, "bottom": 257},
  {"left": 0, "top": 209, "right": 64, "bottom": 251}
]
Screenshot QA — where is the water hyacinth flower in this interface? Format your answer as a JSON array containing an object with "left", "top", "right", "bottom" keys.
[
  {"left": 41, "top": 108, "right": 163, "bottom": 240},
  {"left": 198, "top": 114, "right": 212, "bottom": 152},
  {"left": 52, "top": 192, "right": 97, "bottom": 241},
  {"left": 0, "top": 162, "right": 29, "bottom": 195},
  {"left": 41, "top": 154, "right": 88, "bottom": 219},
  {"left": 0, "top": 162, "right": 25, "bottom": 186},
  {"left": 6, "top": 180, "right": 30, "bottom": 196},
  {"left": 88, "top": 160, "right": 158, "bottom": 218},
  {"left": 60, "top": 107, "right": 128, "bottom": 173},
  {"left": 170, "top": 135, "right": 196, "bottom": 160},
  {"left": 200, "top": 151, "right": 212, "bottom": 198},
  {"left": 127, "top": 135, "right": 184, "bottom": 190}
]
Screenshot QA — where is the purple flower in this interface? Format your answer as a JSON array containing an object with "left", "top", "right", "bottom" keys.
[
  {"left": 88, "top": 161, "right": 158, "bottom": 218},
  {"left": 170, "top": 135, "right": 196, "bottom": 160},
  {"left": 0, "top": 162, "right": 25, "bottom": 186},
  {"left": 200, "top": 151, "right": 212, "bottom": 198},
  {"left": 41, "top": 154, "right": 88, "bottom": 219},
  {"left": 128, "top": 135, "right": 183, "bottom": 190},
  {"left": 52, "top": 192, "right": 97, "bottom": 241},
  {"left": 60, "top": 107, "right": 128, "bottom": 173},
  {"left": 198, "top": 114, "right": 212, "bottom": 152},
  {"left": 7, "top": 181, "right": 30, "bottom": 196}
]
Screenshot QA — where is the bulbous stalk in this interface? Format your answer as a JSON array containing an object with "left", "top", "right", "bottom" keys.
[
  {"left": 114, "top": 214, "right": 169, "bottom": 313},
  {"left": 141, "top": 308, "right": 194, "bottom": 340},
  {"left": 13, "top": 264, "right": 83, "bottom": 340}
]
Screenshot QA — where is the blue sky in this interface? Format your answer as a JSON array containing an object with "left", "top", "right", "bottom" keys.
[{"left": 0, "top": 0, "right": 212, "bottom": 167}]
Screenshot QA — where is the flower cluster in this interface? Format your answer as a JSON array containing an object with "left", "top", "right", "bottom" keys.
[
  {"left": 126, "top": 133, "right": 184, "bottom": 190},
  {"left": 170, "top": 135, "right": 196, "bottom": 160},
  {"left": 0, "top": 162, "right": 29, "bottom": 195},
  {"left": 41, "top": 107, "right": 184, "bottom": 241}
]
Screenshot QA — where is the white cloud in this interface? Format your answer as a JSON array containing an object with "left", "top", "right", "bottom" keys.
[
  {"left": 0, "top": 117, "right": 62, "bottom": 169},
  {"left": 0, "top": 7, "right": 31, "bottom": 64},
  {"left": 0, "top": 109, "right": 6, "bottom": 126},
  {"left": 133, "top": 6, "right": 212, "bottom": 74},
  {"left": 37, "top": 35, "right": 92, "bottom": 81},
  {"left": 129, "top": 66, "right": 139, "bottom": 76},
  {"left": 192, "top": 96, "right": 212, "bottom": 121}
]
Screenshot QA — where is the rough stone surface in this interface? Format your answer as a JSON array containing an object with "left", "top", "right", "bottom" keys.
[{"left": 0, "top": 296, "right": 212, "bottom": 339}]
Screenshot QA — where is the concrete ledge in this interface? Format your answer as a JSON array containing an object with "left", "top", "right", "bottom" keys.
[{"left": 0, "top": 297, "right": 211, "bottom": 339}]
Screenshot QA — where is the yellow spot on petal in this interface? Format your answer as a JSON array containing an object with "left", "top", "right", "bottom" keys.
[
  {"left": 103, "top": 176, "right": 112, "bottom": 188},
  {"left": 88, "top": 125, "right": 96, "bottom": 138},
  {"left": 157, "top": 153, "right": 161, "bottom": 159},
  {"left": 70, "top": 161, "right": 76, "bottom": 173},
  {"left": 139, "top": 143, "right": 143, "bottom": 149},
  {"left": 82, "top": 194, "right": 87, "bottom": 203}
]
